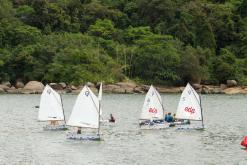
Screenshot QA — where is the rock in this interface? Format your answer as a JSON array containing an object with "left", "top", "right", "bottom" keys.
[
  {"left": 59, "top": 82, "right": 67, "bottom": 89},
  {"left": 201, "top": 85, "right": 223, "bottom": 94},
  {"left": 223, "top": 87, "right": 242, "bottom": 94},
  {"left": 201, "top": 86, "right": 210, "bottom": 94},
  {"left": 0, "top": 88, "right": 5, "bottom": 93},
  {"left": 115, "top": 82, "right": 135, "bottom": 94},
  {"left": 112, "top": 88, "right": 125, "bottom": 93},
  {"left": 157, "top": 87, "right": 182, "bottom": 93},
  {"left": 71, "top": 89, "right": 81, "bottom": 94},
  {"left": 23, "top": 81, "right": 44, "bottom": 93},
  {"left": 116, "top": 81, "right": 137, "bottom": 88},
  {"left": 192, "top": 84, "right": 202, "bottom": 90},
  {"left": 6, "top": 88, "right": 20, "bottom": 94},
  {"left": 112, "top": 87, "right": 134, "bottom": 94},
  {"left": 104, "top": 83, "right": 135, "bottom": 94},
  {"left": 70, "top": 85, "right": 77, "bottom": 90},
  {"left": 15, "top": 81, "right": 24, "bottom": 88},
  {"left": 227, "top": 80, "right": 237, "bottom": 87},
  {"left": 0, "top": 84, "right": 10, "bottom": 91},
  {"left": 65, "top": 88, "right": 72, "bottom": 93},
  {"left": 2, "top": 81, "right": 11, "bottom": 87},
  {"left": 211, "top": 88, "right": 223, "bottom": 94},
  {"left": 86, "top": 82, "right": 95, "bottom": 87},
  {"left": 133, "top": 86, "right": 145, "bottom": 93},
  {"left": 141, "top": 85, "right": 150, "bottom": 92},
  {"left": 50, "top": 83, "right": 63, "bottom": 90},
  {"left": 103, "top": 84, "right": 120, "bottom": 93},
  {"left": 220, "top": 84, "right": 227, "bottom": 90}
]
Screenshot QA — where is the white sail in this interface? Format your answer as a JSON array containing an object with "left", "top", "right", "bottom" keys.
[
  {"left": 176, "top": 83, "right": 202, "bottom": 121},
  {"left": 38, "top": 85, "right": 64, "bottom": 121},
  {"left": 67, "top": 86, "right": 99, "bottom": 128},
  {"left": 98, "top": 83, "right": 102, "bottom": 101},
  {"left": 140, "top": 85, "right": 164, "bottom": 120},
  {"left": 98, "top": 83, "right": 103, "bottom": 116}
]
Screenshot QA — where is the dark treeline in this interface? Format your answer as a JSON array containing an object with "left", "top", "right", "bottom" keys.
[{"left": 1, "top": 0, "right": 247, "bottom": 85}]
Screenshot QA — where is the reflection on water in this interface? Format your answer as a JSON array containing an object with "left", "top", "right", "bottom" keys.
[{"left": 0, "top": 94, "right": 247, "bottom": 164}]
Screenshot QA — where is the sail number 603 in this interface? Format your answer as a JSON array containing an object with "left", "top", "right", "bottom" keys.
[{"left": 184, "top": 107, "right": 195, "bottom": 114}]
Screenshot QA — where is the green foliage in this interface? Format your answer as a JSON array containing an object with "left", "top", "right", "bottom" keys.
[
  {"left": 212, "top": 48, "right": 236, "bottom": 83},
  {"left": 1, "top": 0, "right": 247, "bottom": 85},
  {"left": 0, "top": 0, "right": 14, "bottom": 20},
  {"left": 88, "top": 19, "right": 116, "bottom": 39},
  {"left": 179, "top": 46, "right": 213, "bottom": 84},
  {"left": 131, "top": 31, "right": 182, "bottom": 85}
]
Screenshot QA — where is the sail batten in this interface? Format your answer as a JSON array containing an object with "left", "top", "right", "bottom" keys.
[
  {"left": 38, "top": 85, "right": 64, "bottom": 121},
  {"left": 176, "top": 83, "right": 202, "bottom": 121},
  {"left": 67, "top": 86, "right": 99, "bottom": 129},
  {"left": 140, "top": 85, "right": 164, "bottom": 120}
]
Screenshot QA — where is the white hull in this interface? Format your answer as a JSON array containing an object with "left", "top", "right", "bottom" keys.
[
  {"left": 176, "top": 125, "right": 204, "bottom": 130},
  {"left": 43, "top": 124, "right": 67, "bottom": 131},
  {"left": 140, "top": 123, "right": 171, "bottom": 130},
  {"left": 66, "top": 132, "right": 100, "bottom": 141},
  {"left": 173, "top": 121, "right": 190, "bottom": 126}
]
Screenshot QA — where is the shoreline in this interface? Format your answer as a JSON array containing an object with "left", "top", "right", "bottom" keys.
[{"left": 0, "top": 81, "right": 246, "bottom": 95}]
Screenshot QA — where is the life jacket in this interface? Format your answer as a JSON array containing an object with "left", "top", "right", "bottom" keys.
[{"left": 241, "top": 136, "right": 247, "bottom": 147}]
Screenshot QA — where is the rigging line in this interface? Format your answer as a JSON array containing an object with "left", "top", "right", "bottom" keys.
[
  {"left": 60, "top": 93, "right": 66, "bottom": 124},
  {"left": 188, "top": 84, "right": 201, "bottom": 106},
  {"left": 49, "top": 87, "right": 63, "bottom": 107},
  {"left": 153, "top": 87, "right": 165, "bottom": 114},
  {"left": 188, "top": 84, "right": 204, "bottom": 126},
  {"left": 85, "top": 86, "right": 100, "bottom": 115}
]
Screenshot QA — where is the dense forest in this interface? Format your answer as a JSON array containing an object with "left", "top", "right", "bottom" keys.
[{"left": 1, "top": 0, "right": 247, "bottom": 85}]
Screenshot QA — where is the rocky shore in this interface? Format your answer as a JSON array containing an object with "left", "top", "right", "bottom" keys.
[{"left": 0, "top": 80, "right": 246, "bottom": 95}]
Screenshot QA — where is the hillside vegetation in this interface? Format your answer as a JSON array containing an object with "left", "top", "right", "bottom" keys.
[{"left": 1, "top": 0, "right": 247, "bottom": 85}]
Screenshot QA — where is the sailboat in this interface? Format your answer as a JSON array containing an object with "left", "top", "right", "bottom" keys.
[
  {"left": 97, "top": 83, "right": 113, "bottom": 124},
  {"left": 139, "top": 85, "right": 170, "bottom": 129},
  {"left": 66, "top": 85, "right": 101, "bottom": 141},
  {"left": 176, "top": 83, "right": 204, "bottom": 130},
  {"left": 38, "top": 84, "right": 67, "bottom": 130}
]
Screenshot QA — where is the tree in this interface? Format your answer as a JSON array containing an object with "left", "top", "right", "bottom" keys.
[{"left": 88, "top": 19, "right": 117, "bottom": 39}]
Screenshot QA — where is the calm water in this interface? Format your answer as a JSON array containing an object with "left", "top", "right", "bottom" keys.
[{"left": 0, "top": 94, "right": 247, "bottom": 165}]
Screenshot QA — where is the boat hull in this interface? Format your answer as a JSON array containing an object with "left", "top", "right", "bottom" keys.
[
  {"left": 43, "top": 124, "right": 68, "bottom": 131},
  {"left": 173, "top": 121, "right": 190, "bottom": 126},
  {"left": 66, "top": 132, "right": 101, "bottom": 141},
  {"left": 140, "top": 123, "right": 171, "bottom": 130},
  {"left": 176, "top": 125, "right": 204, "bottom": 130}
]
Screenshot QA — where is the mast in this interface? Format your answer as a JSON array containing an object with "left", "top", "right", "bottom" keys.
[
  {"left": 98, "top": 99, "right": 101, "bottom": 137},
  {"left": 189, "top": 84, "right": 204, "bottom": 126},
  {"left": 60, "top": 93, "right": 66, "bottom": 125},
  {"left": 97, "top": 82, "right": 102, "bottom": 137},
  {"left": 199, "top": 94, "right": 204, "bottom": 128}
]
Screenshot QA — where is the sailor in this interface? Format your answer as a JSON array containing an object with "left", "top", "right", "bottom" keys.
[
  {"left": 109, "top": 114, "right": 115, "bottom": 123},
  {"left": 173, "top": 113, "right": 176, "bottom": 122},
  {"left": 50, "top": 120, "right": 57, "bottom": 125},
  {"left": 164, "top": 113, "right": 168, "bottom": 121},
  {"left": 166, "top": 113, "right": 173, "bottom": 123},
  {"left": 77, "top": 127, "right": 81, "bottom": 134}
]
